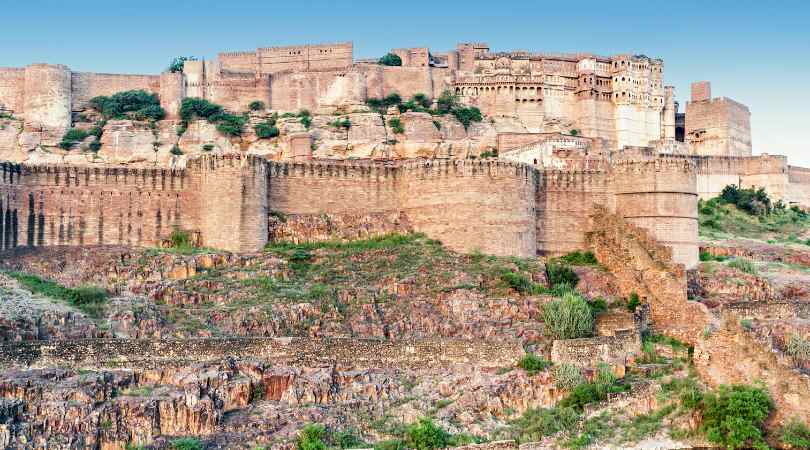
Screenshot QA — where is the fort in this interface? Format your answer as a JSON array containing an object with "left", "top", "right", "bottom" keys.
[{"left": 0, "top": 40, "right": 808, "bottom": 272}]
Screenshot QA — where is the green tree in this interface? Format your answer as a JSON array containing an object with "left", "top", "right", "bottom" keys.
[
  {"left": 168, "top": 56, "right": 197, "bottom": 73},
  {"left": 379, "top": 53, "right": 403, "bottom": 66}
]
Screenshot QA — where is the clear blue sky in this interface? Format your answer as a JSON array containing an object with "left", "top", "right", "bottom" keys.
[{"left": 2, "top": 0, "right": 808, "bottom": 165}]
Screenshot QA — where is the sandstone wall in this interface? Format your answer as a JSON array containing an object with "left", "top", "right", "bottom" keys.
[
  {"left": 0, "top": 161, "right": 191, "bottom": 249},
  {"left": 399, "top": 160, "right": 537, "bottom": 257},
  {"left": 70, "top": 72, "right": 160, "bottom": 111},
  {"left": 0, "top": 336, "right": 522, "bottom": 370},
  {"left": 610, "top": 158, "right": 698, "bottom": 269},
  {"left": 23, "top": 64, "right": 71, "bottom": 133},
  {"left": 266, "top": 160, "right": 400, "bottom": 215},
  {"left": 270, "top": 71, "right": 347, "bottom": 112},
  {"left": 536, "top": 169, "right": 608, "bottom": 256},
  {"left": 787, "top": 165, "right": 810, "bottom": 207},
  {"left": 187, "top": 155, "right": 268, "bottom": 252},
  {"left": 587, "top": 205, "right": 709, "bottom": 344},
  {"left": 686, "top": 97, "right": 752, "bottom": 157},
  {"left": 0, "top": 68, "right": 25, "bottom": 114}
]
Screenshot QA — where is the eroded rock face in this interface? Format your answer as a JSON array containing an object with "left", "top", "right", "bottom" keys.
[
  {"left": 0, "top": 108, "right": 525, "bottom": 166},
  {"left": 0, "top": 359, "right": 560, "bottom": 449}
]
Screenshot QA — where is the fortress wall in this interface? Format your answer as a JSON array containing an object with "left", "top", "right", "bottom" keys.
[
  {"left": 0, "top": 68, "right": 25, "bottom": 114},
  {"left": 266, "top": 160, "right": 400, "bottom": 216},
  {"left": 218, "top": 51, "right": 258, "bottom": 74},
  {"left": 270, "top": 71, "right": 345, "bottom": 112},
  {"left": 610, "top": 158, "right": 699, "bottom": 269},
  {"left": 23, "top": 64, "right": 71, "bottom": 132},
  {"left": 207, "top": 76, "right": 271, "bottom": 113},
  {"left": 0, "top": 162, "right": 191, "bottom": 249},
  {"left": 399, "top": 160, "right": 537, "bottom": 257},
  {"left": 187, "top": 155, "right": 268, "bottom": 252},
  {"left": 70, "top": 72, "right": 160, "bottom": 111},
  {"left": 536, "top": 169, "right": 609, "bottom": 256},
  {"left": 382, "top": 67, "right": 434, "bottom": 100},
  {"left": 739, "top": 154, "right": 789, "bottom": 200},
  {"left": 159, "top": 72, "right": 184, "bottom": 119},
  {"left": 787, "top": 166, "right": 810, "bottom": 207},
  {"left": 257, "top": 42, "right": 352, "bottom": 74},
  {"left": 689, "top": 155, "right": 745, "bottom": 200}
]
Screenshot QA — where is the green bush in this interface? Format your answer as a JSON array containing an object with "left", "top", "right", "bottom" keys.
[
  {"left": 298, "top": 424, "right": 327, "bottom": 450},
  {"left": 501, "top": 270, "right": 537, "bottom": 294},
  {"left": 569, "top": 129, "right": 579, "bottom": 136},
  {"left": 553, "top": 363, "right": 585, "bottom": 390},
  {"left": 170, "top": 145, "right": 183, "bottom": 156},
  {"left": 404, "top": 418, "right": 449, "bottom": 450},
  {"left": 780, "top": 418, "right": 810, "bottom": 449},
  {"left": 517, "top": 353, "right": 552, "bottom": 375},
  {"left": 88, "top": 140, "right": 102, "bottom": 152},
  {"left": 435, "top": 90, "right": 459, "bottom": 114},
  {"left": 719, "top": 185, "right": 772, "bottom": 216},
  {"left": 216, "top": 114, "right": 248, "bottom": 136},
  {"left": 626, "top": 292, "right": 641, "bottom": 312},
  {"left": 59, "top": 128, "right": 90, "bottom": 150},
  {"left": 6, "top": 271, "right": 108, "bottom": 318},
  {"left": 255, "top": 121, "right": 280, "bottom": 139},
  {"left": 89, "top": 90, "right": 165, "bottom": 121},
  {"left": 728, "top": 257, "right": 757, "bottom": 275},
  {"left": 330, "top": 118, "right": 351, "bottom": 129},
  {"left": 169, "top": 228, "right": 193, "bottom": 250},
  {"left": 180, "top": 98, "right": 223, "bottom": 122},
  {"left": 479, "top": 150, "right": 498, "bottom": 158},
  {"left": 172, "top": 438, "right": 203, "bottom": 450},
  {"left": 202, "top": 144, "right": 214, "bottom": 152},
  {"left": 542, "top": 291, "right": 593, "bottom": 339},
  {"left": 248, "top": 100, "right": 265, "bottom": 111},
  {"left": 451, "top": 106, "right": 483, "bottom": 130},
  {"left": 546, "top": 261, "right": 578, "bottom": 289},
  {"left": 168, "top": 56, "right": 197, "bottom": 73},
  {"left": 509, "top": 406, "right": 580, "bottom": 442},
  {"left": 412, "top": 93, "right": 432, "bottom": 109},
  {"left": 700, "top": 384, "right": 773, "bottom": 450},
  {"left": 388, "top": 117, "right": 404, "bottom": 134},
  {"left": 301, "top": 115, "right": 312, "bottom": 129},
  {"left": 374, "top": 440, "right": 404, "bottom": 450},
  {"left": 379, "top": 53, "right": 403, "bottom": 66},
  {"left": 558, "top": 250, "right": 598, "bottom": 266}
]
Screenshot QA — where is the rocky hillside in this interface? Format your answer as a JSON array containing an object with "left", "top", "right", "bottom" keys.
[{"left": 0, "top": 225, "right": 809, "bottom": 448}]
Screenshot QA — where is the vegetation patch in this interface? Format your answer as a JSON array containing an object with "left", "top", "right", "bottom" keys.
[
  {"left": 542, "top": 291, "right": 593, "bottom": 339},
  {"left": 180, "top": 98, "right": 248, "bottom": 136},
  {"left": 5, "top": 271, "right": 108, "bottom": 319},
  {"left": 89, "top": 90, "right": 166, "bottom": 121},
  {"left": 699, "top": 384, "right": 773, "bottom": 450},
  {"left": 699, "top": 185, "right": 810, "bottom": 240},
  {"left": 517, "top": 353, "right": 552, "bottom": 375}
]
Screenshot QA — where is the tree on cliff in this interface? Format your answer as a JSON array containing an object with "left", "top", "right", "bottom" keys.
[
  {"left": 378, "top": 53, "right": 402, "bottom": 66},
  {"left": 168, "top": 56, "right": 198, "bottom": 73}
]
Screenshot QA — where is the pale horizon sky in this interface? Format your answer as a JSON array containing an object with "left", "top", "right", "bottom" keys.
[{"left": 1, "top": 0, "right": 808, "bottom": 165}]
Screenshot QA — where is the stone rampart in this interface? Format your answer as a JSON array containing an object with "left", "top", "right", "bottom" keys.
[
  {"left": 0, "top": 337, "right": 522, "bottom": 370},
  {"left": 610, "top": 158, "right": 698, "bottom": 268},
  {"left": 70, "top": 72, "right": 161, "bottom": 110},
  {"left": 0, "top": 161, "right": 191, "bottom": 249},
  {"left": 0, "top": 68, "right": 24, "bottom": 113}
]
